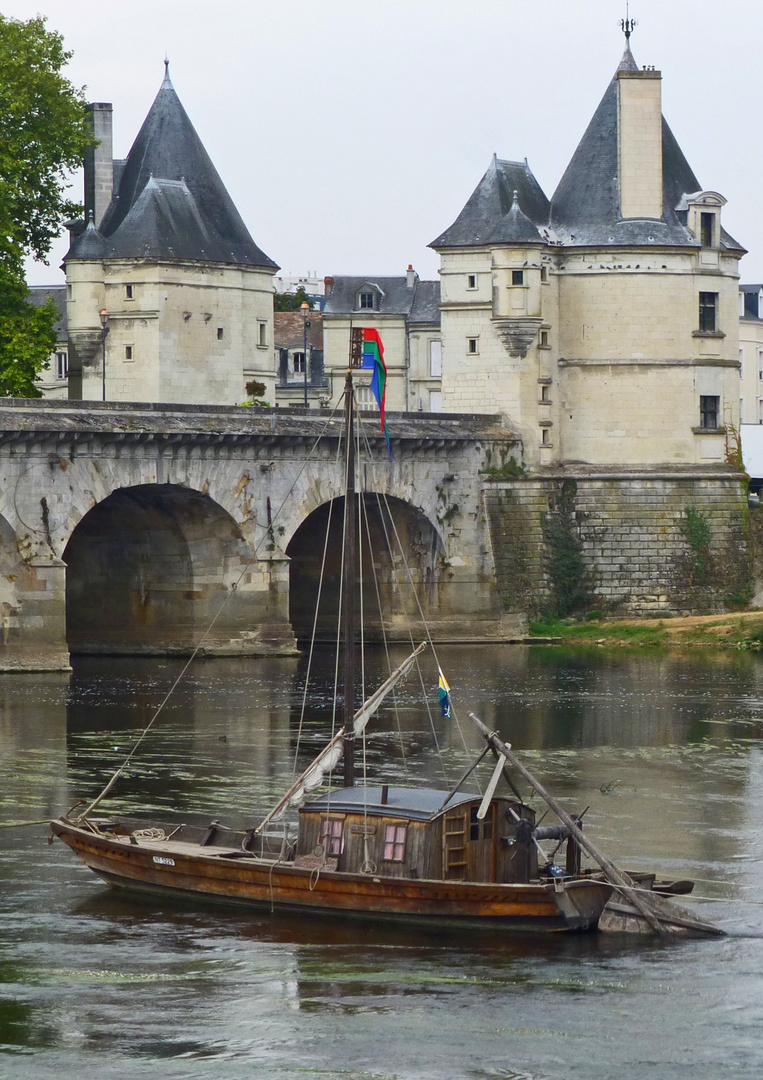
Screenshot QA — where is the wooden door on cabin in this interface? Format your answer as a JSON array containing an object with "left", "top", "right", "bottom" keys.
[
  {"left": 466, "top": 804, "right": 496, "bottom": 883},
  {"left": 443, "top": 804, "right": 497, "bottom": 882}
]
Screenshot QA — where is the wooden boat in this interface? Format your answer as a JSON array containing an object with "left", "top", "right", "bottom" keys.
[{"left": 51, "top": 364, "right": 724, "bottom": 939}]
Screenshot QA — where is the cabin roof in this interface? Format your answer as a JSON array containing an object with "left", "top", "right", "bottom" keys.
[{"left": 301, "top": 786, "right": 477, "bottom": 821}]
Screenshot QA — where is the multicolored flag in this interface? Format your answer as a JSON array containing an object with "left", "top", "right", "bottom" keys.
[
  {"left": 438, "top": 668, "right": 451, "bottom": 718},
  {"left": 361, "top": 328, "right": 390, "bottom": 455}
]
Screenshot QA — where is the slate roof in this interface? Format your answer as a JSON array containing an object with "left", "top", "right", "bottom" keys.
[
  {"left": 324, "top": 276, "right": 440, "bottom": 325},
  {"left": 67, "top": 65, "right": 277, "bottom": 269},
  {"left": 27, "top": 286, "right": 67, "bottom": 336},
  {"left": 430, "top": 157, "right": 549, "bottom": 248},
  {"left": 432, "top": 41, "right": 745, "bottom": 254}
]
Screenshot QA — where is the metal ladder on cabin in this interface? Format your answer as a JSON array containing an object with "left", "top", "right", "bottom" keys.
[{"left": 443, "top": 810, "right": 468, "bottom": 879}]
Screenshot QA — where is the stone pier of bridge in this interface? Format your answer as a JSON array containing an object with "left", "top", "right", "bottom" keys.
[{"left": 0, "top": 401, "right": 523, "bottom": 669}]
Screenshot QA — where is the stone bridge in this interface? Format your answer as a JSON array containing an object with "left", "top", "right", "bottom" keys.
[{"left": 0, "top": 401, "right": 522, "bottom": 668}]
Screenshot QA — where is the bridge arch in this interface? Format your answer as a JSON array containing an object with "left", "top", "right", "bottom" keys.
[
  {"left": 63, "top": 484, "right": 260, "bottom": 654},
  {"left": 285, "top": 493, "right": 445, "bottom": 639}
]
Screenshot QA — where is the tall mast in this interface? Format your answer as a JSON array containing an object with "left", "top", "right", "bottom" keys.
[{"left": 342, "top": 366, "right": 357, "bottom": 786}]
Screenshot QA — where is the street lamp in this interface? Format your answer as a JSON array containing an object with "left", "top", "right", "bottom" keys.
[
  {"left": 99, "top": 308, "right": 110, "bottom": 402},
  {"left": 300, "top": 300, "right": 311, "bottom": 408}
]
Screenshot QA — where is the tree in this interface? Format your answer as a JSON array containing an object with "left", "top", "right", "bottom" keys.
[
  {"left": 274, "top": 286, "right": 314, "bottom": 312},
  {"left": 0, "top": 15, "right": 91, "bottom": 396}
]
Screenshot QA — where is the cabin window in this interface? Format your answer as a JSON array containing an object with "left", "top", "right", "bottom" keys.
[
  {"left": 319, "top": 816, "right": 344, "bottom": 856},
  {"left": 469, "top": 806, "right": 493, "bottom": 841},
  {"left": 383, "top": 823, "right": 407, "bottom": 862}
]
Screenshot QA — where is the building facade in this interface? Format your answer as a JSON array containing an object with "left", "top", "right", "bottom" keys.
[
  {"left": 63, "top": 64, "right": 278, "bottom": 406},
  {"left": 430, "top": 39, "right": 745, "bottom": 472},
  {"left": 322, "top": 268, "right": 442, "bottom": 412}
]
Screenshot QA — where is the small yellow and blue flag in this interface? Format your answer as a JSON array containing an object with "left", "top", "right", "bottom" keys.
[{"left": 438, "top": 668, "right": 451, "bottom": 718}]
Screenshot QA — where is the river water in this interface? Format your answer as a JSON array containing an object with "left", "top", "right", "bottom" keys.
[{"left": 2, "top": 645, "right": 763, "bottom": 1079}]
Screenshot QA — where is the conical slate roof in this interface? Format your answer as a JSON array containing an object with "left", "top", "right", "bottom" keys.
[
  {"left": 430, "top": 156, "right": 549, "bottom": 248},
  {"left": 431, "top": 41, "right": 744, "bottom": 253},
  {"left": 67, "top": 65, "right": 277, "bottom": 268}
]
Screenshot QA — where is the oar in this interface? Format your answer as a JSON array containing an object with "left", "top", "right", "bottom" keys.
[{"left": 468, "top": 713, "right": 671, "bottom": 938}]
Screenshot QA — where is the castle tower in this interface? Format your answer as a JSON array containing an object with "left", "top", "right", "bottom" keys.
[
  {"left": 431, "top": 37, "right": 745, "bottom": 470},
  {"left": 65, "top": 64, "right": 278, "bottom": 405}
]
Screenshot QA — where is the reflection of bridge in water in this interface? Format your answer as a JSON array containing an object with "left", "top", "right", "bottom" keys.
[{"left": 0, "top": 401, "right": 520, "bottom": 668}]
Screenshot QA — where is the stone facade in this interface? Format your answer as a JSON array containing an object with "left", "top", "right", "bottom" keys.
[
  {"left": 64, "top": 66, "right": 277, "bottom": 408},
  {"left": 484, "top": 469, "right": 750, "bottom": 618},
  {"left": 0, "top": 402, "right": 522, "bottom": 668}
]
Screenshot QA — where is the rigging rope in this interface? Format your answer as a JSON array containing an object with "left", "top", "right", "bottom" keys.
[{"left": 79, "top": 403, "right": 348, "bottom": 820}]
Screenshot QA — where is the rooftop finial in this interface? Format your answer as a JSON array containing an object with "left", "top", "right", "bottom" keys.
[
  {"left": 162, "top": 56, "right": 173, "bottom": 89},
  {"left": 621, "top": 2, "right": 636, "bottom": 40}
]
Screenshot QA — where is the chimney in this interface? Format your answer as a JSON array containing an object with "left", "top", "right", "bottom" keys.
[
  {"left": 324, "top": 275, "right": 334, "bottom": 297},
  {"left": 406, "top": 264, "right": 417, "bottom": 289},
  {"left": 84, "top": 103, "right": 114, "bottom": 227},
  {"left": 616, "top": 69, "right": 662, "bottom": 220}
]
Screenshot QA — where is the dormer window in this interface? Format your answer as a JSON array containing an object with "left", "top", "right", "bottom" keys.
[
  {"left": 359, "top": 292, "right": 376, "bottom": 310},
  {"left": 700, "top": 213, "right": 714, "bottom": 248}
]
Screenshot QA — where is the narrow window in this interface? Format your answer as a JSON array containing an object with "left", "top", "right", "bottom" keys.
[
  {"left": 318, "top": 817, "right": 344, "bottom": 857},
  {"left": 359, "top": 292, "right": 375, "bottom": 309},
  {"left": 699, "top": 292, "right": 717, "bottom": 333},
  {"left": 56, "top": 352, "right": 68, "bottom": 379},
  {"left": 124, "top": 345, "right": 133, "bottom": 361},
  {"left": 467, "top": 337, "right": 478, "bottom": 354},
  {"left": 540, "top": 384, "right": 549, "bottom": 402},
  {"left": 258, "top": 321, "right": 267, "bottom": 347},
  {"left": 541, "top": 265, "right": 548, "bottom": 283},
  {"left": 700, "top": 212, "right": 714, "bottom": 247},
  {"left": 740, "top": 349, "right": 744, "bottom": 380},
  {"left": 125, "top": 284, "right": 134, "bottom": 300},
  {"left": 383, "top": 823, "right": 407, "bottom": 861},
  {"left": 700, "top": 395, "right": 720, "bottom": 429},
  {"left": 467, "top": 274, "right": 477, "bottom": 290},
  {"left": 429, "top": 339, "right": 442, "bottom": 377},
  {"left": 542, "top": 428, "right": 550, "bottom": 445},
  {"left": 217, "top": 327, "right": 224, "bottom": 340},
  {"left": 539, "top": 330, "right": 549, "bottom": 347},
  {"left": 740, "top": 398, "right": 745, "bottom": 423},
  {"left": 293, "top": 350, "right": 306, "bottom": 374},
  {"left": 512, "top": 269, "right": 524, "bottom": 286}
]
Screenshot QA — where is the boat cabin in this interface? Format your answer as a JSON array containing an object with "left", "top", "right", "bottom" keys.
[{"left": 297, "top": 785, "right": 546, "bottom": 883}]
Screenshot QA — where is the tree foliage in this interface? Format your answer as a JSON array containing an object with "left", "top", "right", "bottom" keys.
[
  {"left": 0, "top": 14, "right": 91, "bottom": 396},
  {"left": 274, "top": 286, "right": 314, "bottom": 311}
]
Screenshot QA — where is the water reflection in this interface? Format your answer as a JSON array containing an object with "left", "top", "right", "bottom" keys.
[{"left": 2, "top": 647, "right": 763, "bottom": 1078}]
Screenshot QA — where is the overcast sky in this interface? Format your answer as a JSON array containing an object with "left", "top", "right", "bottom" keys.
[{"left": 10, "top": 0, "right": 763, "bottom": 286}]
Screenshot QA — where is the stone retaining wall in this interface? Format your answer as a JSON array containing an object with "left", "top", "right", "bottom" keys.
[{"left": 484, "top": 469, "right": 751, "bottom": 617}]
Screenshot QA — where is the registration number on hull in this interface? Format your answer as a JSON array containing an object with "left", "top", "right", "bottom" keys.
[{"left": 152, "top": 856, "right": 175, "bottom": 866}]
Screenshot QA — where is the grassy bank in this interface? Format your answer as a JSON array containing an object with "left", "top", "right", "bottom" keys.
[{"left": 529, "top": 611, "right": 763, "bottom": 649}]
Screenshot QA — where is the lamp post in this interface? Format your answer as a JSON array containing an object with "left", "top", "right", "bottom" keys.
[
  {"left": 99, "top": 308, "right": 110, "bottom": 402},
  {"left": 300, "top": 301, "right": 311, "bottom": 408}
]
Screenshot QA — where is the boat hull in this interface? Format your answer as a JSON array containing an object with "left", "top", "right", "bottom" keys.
[{"left": 51, "top": 818, "right": 612, "bottom": 933}]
